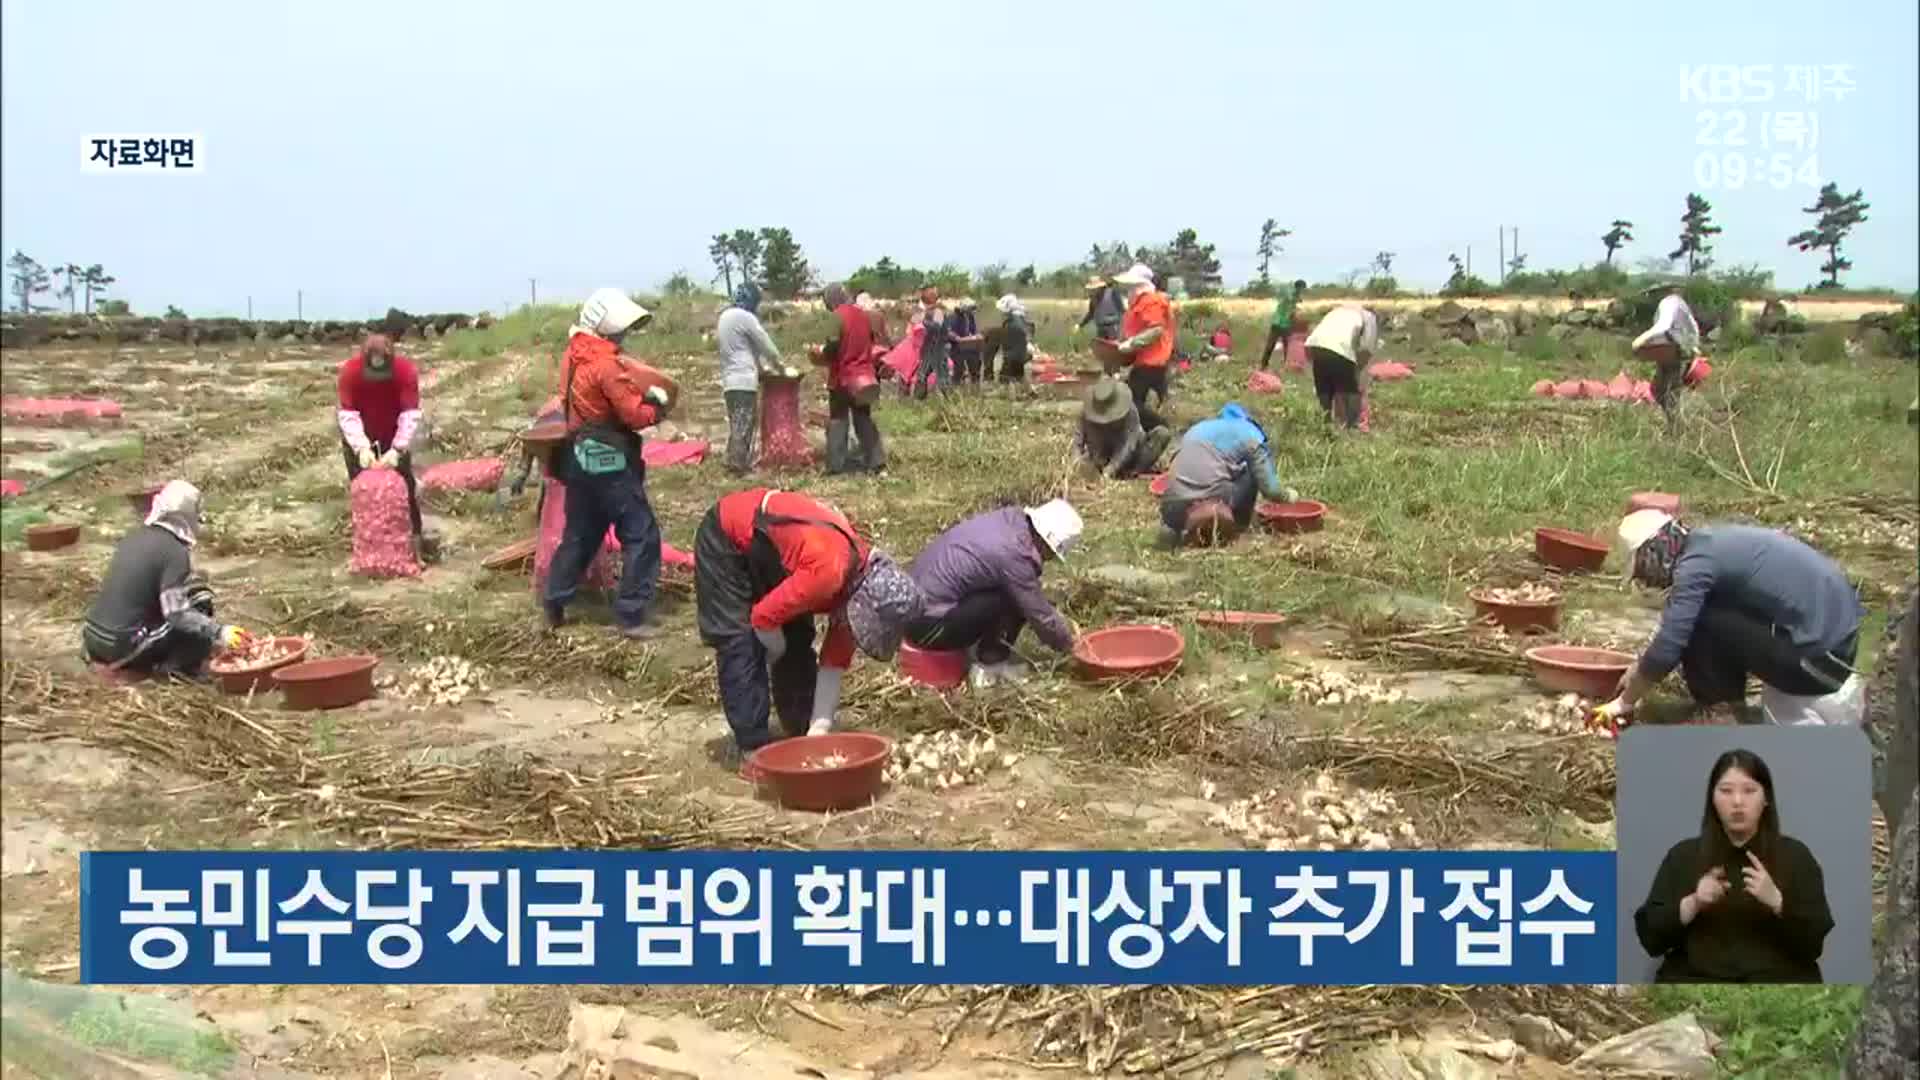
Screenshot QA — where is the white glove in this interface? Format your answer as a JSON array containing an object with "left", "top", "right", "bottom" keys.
[
  {"left": 644, "top": 386, "right": 670, "bottom": 408},
  {"left": 810, "top": 667, "right": 846, "bottom": 733},
  {"left": 356, "top": 446, "right": 376, "bottom": 469},
  {"left": 379, "top": 449, "right": 400, "bottom": 469},
  {"left": 755, "top": 627, "right": 787, "bottom": 663}
]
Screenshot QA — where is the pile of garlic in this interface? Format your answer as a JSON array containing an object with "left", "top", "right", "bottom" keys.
[
  {"left": 1207, "top": 772, "right": 1421, "bottom": 851},
  {"left": 882, "top": 730, "right": 1021, "bottom": 790},
  {"left": 403, "top": 655, "right": 487, "bottom": 707},
  {"left": 1276, "top": 665, "right": 1406, "bottom": 707},
  {"left": 1513, "top": 692, "right": 1598, "bottom": 735}
]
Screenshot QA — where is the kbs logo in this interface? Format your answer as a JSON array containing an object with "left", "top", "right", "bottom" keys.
[{"left": 1679, "top": 65, "right": 1774, "bottom": 104}]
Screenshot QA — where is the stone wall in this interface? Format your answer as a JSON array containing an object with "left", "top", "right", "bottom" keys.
[{"left": 0, "top": 309, "right": 493, "bottom": 350}]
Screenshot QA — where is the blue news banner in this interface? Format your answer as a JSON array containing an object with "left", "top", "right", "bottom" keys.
[{"left": 80, "top": 851, "right": 1617, "bottom": 985}]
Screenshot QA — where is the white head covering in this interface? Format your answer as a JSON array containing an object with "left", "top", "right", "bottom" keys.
[
  {"left": 855, "top": 292, "right": 876, "bottom": 311},
  {"left": 571, "top": 288, "right": 652, "bottom": 339},
  {"left": 1111, "top": 262, "right": 1155, "bottom": 287},
  {"left": 996, "top": 293, "right": 1026, "bottom": 317},
  {"left": 146, "top": 479, "right": 202, "bottom": 547},
  {"left": 1616, "top": 508, "right": 1674, "bottom": 581},
  {"left": 1024, "top": 499, "right": 1083, "bottom": 559}
]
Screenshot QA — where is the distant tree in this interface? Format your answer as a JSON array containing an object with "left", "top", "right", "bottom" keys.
[
  {"left": 1670, "top": 193, "right": 1722, "bottom": 275},
  {"left": 96, "top": 298, "right": 131, "bottom": 316},
  {"left": 848, "top": 256, "right": 917, "bottom": 299},
  {"left": 1508, "top": 252, "right": 1528, "bottom": 275},
  {"left": 164, "top": 304, "right": 188, "bottom": 318},
  {"left": 1255, "top": 220, "right": 1290, "bottom": 287},
  {"left": 1788, "top": 182, "right": 1870, "bottom": 289},
  {"left": 1014, "top": 264, "right": 1038, "bottom": 288},
  {"left": 1601, "top": 219, "right": 1635, "bottom": 265},
  {"left": 1446, "top": 252, "right": 1465, "bottom": 286},
  {"left": 757, "top": 227, "right": 812, "bottom": 299},
  {"left": 81, "top": 264, "right": 115, "bottom": 314},
  {"left": 708, "top": 233, "right": 737, "bottom": 294},
  {"left": 51, "top": 263, "right": 82, "bottom": 312},
  {"left": 1043, "top": 265, "right": 1084, "bottom": 292},
  {"left": 1373, "top": 251, "right": 1396, "bottom": 276},
  {"left": 1083, "top": 242, "right": 1134, "bottom": 277},
  {"left": 1164, "top": 228, "right": 1223, "bottom": 296},
  {"left": 660, "top": 271, "right": 700, "bottom": 298},
  {"left": 7, "top": 251, "right": 50, "bottom": 313},
  {"left": 1635, "top": 254, "right": 1679, "bottom": 276},
  {"left": 974, "top": 262, "right": 1011, "bottom": 297},
  {"left": 727, "top": 228, "right": 765, "bottom": 284}
]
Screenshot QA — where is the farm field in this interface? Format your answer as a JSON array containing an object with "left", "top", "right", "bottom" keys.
[{"left": 1, "top": 297, "right": 1914, "bottom": 1079}]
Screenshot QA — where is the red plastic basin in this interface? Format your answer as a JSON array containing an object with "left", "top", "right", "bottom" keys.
[
  {"left": 1525, "top": 645, "right": 1634, "bottom": 699},
  {"left": 1074, "top": 625, "right": 1185, "bottom": 681},
  {"left": 1148, "top": 473, "right": 1169, "bottom": 496},
  {"left": 208, "top": 636, "right": 311, "bottom": 696},
  {"left": 899, "top": 642, "right": 968, "bottom": 689},
  {"left": 1194, "top": 611, "right": 1286, "bottom": 649},
  {"left": 747, "top": 732, "right": 893, "bottom": 812},
  {"left": 1534, "top": 527, "right": 1609, "bottom": 573},
  {"left": 1258, "top": 500, "right": 1328, "bottom": 534},
  {"left": 24, "top": 523, "right": 80, "bottom": 551},
  {"left": 1470, "top": 588, "right": 1563, "bottom": 633},
  {"left": 272, "top": 655, "right": 379, "bottom": 710}
]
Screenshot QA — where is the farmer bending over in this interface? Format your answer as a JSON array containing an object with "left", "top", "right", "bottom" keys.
[
  {"left": 82, "top": 480, "right": 252, "bottom": 679},
  {"left": 1075, "top": 376, "right": 1170, "bottom": 479},
  {"left": 338, "top": 332, "right": 433, "bottom": 558},
  {"left": 907, "top": 499, "right": 1084, "bottom": 689},
  {"left": 693, "top": 488, "right": 924, "bottom": 757},
  {"left": 1112, "top": 263, "right": 1174, "bottom": 430},
  {"left": 1598, "top": 509, "right": 1866, "bottom": 727},
  {"left": 544, "top": 288, "right": 673, "bottom": 638},
  {"left": 1075, "top": 276, "right": 1126, "bottom": 344},
  {"left": 1632, "top": 288, "right": 1702, "bottom": 430},
  {"left": 822, "top": 284, "right": 886, "bottom": 474},
  {"left": 1258, "top": 280, "right": 1308, "bottom": 370},
  {"left": 1304, "top": 303, "right": 1378, "bottom": 430},
  {"left": 1158, "top": 403, "right": 1298, "bottom": 548},
  {"left": 715, "top": 282, "right": 787, "bottom": 476}
]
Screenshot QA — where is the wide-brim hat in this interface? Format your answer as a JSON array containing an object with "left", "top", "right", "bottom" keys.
[{"left": 1082, "top": 377, "right": 1131, "bottom": 425}]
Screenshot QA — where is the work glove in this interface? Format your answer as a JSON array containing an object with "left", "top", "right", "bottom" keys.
[
  {"left": 644, "top": 386, "right": 671, "bottom": 409},
  {"left": 379, "top": 449, "right": 401, "bottom": 469},
  {"left": 755, "top": 627, "right": 787, "bottom": 664},
  {"left": 356, "top": 446, "right": 377, "bottom": 469},
  {"left": 1278, "top": 487, "right": 1301, "bottom": 504},
  {"left": 810, "top": 667, "right": 845, "bottom": 735},
  {"left": 219, "top": 625, "right": 254, "bottom": 653}
]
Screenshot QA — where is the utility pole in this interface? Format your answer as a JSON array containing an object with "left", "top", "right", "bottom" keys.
[
  {"left": 1499, "top": 228, "right": 1506, "bottom": 287},
  {"left": 529, "top": 279, "right": 537, "bottom": 310},
  {"left": 297, "top": 291, "right": 303, "bottom": 321},
  {"left": 246, "top": 296, "right": 252, "bottom": 320},
  {"left": 1513, "top": 227, "right": 1521, "bottom": 273},
  {"left": 1466, "top": 245, "right": 1471, "bottom": 280}
]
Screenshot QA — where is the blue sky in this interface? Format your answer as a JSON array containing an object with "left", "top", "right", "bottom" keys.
[{"left": 3, "top": 0, "right": 1915, "bottom": 318}]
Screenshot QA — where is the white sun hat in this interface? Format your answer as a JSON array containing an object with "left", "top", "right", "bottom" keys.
[
  {"left": 1616, "top": 508, "right": 1674, "bottom": 581},
  {"left": 1112, "top": 262, "right": 1156, "bottom": 287},
  {"left": 572, "top": 288, "right": 653, "bottom": 339},
  {"left": 1025, "top": 498, "right": 1084, "bottom": 559}
]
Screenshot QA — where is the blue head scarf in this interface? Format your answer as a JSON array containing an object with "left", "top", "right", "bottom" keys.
[
  {"left": 1218, "top": 402, "right": 1267, "bottom": 444},
  {"left": 732, "top": 282, "right": 762, "bottom": 313}
]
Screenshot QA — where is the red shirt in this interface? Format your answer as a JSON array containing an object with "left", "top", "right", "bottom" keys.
[
  {"left": 830, "top": 304, "right": 875, "bottom": 391},
  {"left": 337, "top": 353, "right": 421, "bottom": 446},
  {"left": 717, "top": 488, "right": 869, "bottom": 669}
]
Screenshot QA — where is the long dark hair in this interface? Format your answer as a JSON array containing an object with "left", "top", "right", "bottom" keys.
[{"left": 1699, "top": 748, "right": 1784, "bottom": 883}]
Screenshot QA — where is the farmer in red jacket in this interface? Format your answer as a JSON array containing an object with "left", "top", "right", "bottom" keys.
[
  {"left": 821, "top": 283, "right": 885, "bottom": 475},
  {"left": 693, "top": 487, "right": 924, "bottom": 760},
  {"left": 545, "top": 288, "right": 673, "bottom": 639},
  {"left": 337, "top": 333, "right": 431, "bottom": 555}
]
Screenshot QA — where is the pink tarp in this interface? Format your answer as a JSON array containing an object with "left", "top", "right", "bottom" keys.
[
  {"left": 641, "top": 440, "right": 709, "bottom": 468},
  {"left": 881, "top": 326, "right": 925, "bottom": 389},
  {"left": 0, "top": 479, "right": 22, "bottom": 499},
  {"left": 419, "top": 458, "right": 506, "bottom": 492},
  {"left": 2, "top": 397, "right": 123, "bottom": 425},
  {"left": 1369, "top": 361, "right": 1415, "bottom": 381}
]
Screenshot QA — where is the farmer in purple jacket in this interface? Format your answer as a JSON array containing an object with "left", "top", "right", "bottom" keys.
[{"left": 906, "top": 499, "right": 1084, "bottom": 689}]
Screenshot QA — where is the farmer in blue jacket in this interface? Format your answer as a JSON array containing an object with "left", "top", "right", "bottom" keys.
[{"left": 1157, "top": 403, "right": 1299, "bottom": 547}]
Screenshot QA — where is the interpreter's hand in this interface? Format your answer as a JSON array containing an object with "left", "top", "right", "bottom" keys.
[
  {"left": 357, "top": 446, "right": 377, "bottom": 469},
  {"left": 219, "top": 625, "right": 254, "bottom": 653},
  {"left": 1743, "top": 852, "right": 1783, "bottom": 913},
  {"left": 379, "top": 449, "right": 401, "bottom": 469},
  {"left": 1691, "top": 866, "right": 1729, "bottom": 909},
  {"left": 755, "top": 627, "right": 788, "bottom": 664}
]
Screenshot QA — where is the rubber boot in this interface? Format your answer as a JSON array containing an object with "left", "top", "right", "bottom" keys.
[
  {"left": 824, "top": 419, "right": 852, "bottom": 475},
  {"left": 854, "top": 413, "right": 887, "bottom": 474},
  {"left": 1138, "top": 427, "right": 1173, "bottom": 472}
]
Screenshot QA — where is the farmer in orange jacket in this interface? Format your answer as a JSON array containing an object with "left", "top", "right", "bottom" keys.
[
  {"left": 693, "top": 487, "right": 925, "bottom": 760},
  {"left": 1112, "top": 263, "right": 1173, "bottom": 431},
  {"left": 544, "top": 288, "right": 673, "bottom": 638}
]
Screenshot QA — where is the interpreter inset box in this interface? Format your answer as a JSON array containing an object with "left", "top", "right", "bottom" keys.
[{"left": 1615, "top": 726, "right": 1872, "bottom": 984}]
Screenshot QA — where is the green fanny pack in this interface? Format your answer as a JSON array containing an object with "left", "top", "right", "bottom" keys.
[{"left": 572, "top": 437, "right": 628, "bottom": 475}]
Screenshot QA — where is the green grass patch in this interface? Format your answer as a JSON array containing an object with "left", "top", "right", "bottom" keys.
[{"left": 1644, "top": 984, "right": 1862, "bottom": 1078}]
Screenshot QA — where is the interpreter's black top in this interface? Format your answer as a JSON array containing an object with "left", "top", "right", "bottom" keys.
[{"left": 1633, "top": 834, "right": 1833, "bottom": 983}]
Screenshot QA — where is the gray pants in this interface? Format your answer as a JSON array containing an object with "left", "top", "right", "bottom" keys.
[{"left": 723, "top": 389, "right": 757, "bottom": 474}]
